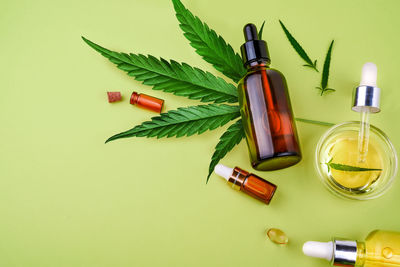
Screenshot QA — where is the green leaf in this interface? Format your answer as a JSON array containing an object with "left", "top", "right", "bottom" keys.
[
  {"left": 279, "top": 20, "right": 318, "bottom": 72},
  {"left": 172, "top": 0, "right": 246, "bottom": 82},
  {"left": 82, "top": 37, "right": 238, "bottom": 103},
  {"left": 207, "top": 119, "right": 245, "bottom": 183},
  {"left": 326, "top": 162, "right": 382, "bottom": 172},
  {"left": 106, "top": 104, "right": 240, "bottom": 142},
  {"left": 258, "top": 21, "right": 266, "bottom": 39},
  {"left": 295, "top": 117, "right": 334, "bottom": 126},
  {"left": 318, "top": 40, "right": 335, "bottom": 95}
]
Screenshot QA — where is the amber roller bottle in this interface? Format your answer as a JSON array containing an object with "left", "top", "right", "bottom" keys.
[
  {"left": 238, "top": 23, "right": 301, "bottom": 170},
  {"left": 214, "top": 164, "right": 277, "bottom": 204}
]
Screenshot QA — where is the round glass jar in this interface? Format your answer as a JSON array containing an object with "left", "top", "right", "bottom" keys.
[{"left": 315, "top": 121, "right": 398, "bottom": 200}]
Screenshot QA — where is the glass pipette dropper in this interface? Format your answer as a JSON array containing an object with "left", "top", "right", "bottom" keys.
[
  {"left": 352, "top": 63, "right": 381, "bottom": 163},
  {"left": 358, "top": 110, "right": 370, "bottom": 162}
]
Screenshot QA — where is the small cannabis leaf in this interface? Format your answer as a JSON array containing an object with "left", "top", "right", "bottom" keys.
[
  {"left": 207, "top": 119, "right": 245, "bottom": 183},
  {"left": 316, "top": 40, "right": 335, "bottom": 96},
  {"left": 172, "top": 0, "right": 246, "bottom": 82},
  {"left": 279, "top": 20, "right": 318, "bottom": 72},
  {"left": 258, "top": 21, "right": 266, "bottom": 39},
  {"left": 82, "top": 37, "right": 238, "bottom": 103},
  {"left": 325, "top": 160, "right": 382, "bottom": 172},
  {"left": 106, "top": 104, "right": 240, "bottom": 142}
]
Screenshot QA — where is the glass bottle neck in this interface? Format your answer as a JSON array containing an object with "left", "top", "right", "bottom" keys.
[
  {"left": 246, "top": 60, "right": 270, "bottom": 69},
  {"left": 330, "top": 240, "right": 366, "bottom": 267},
  {"left": 355, "top": 242, "right": 366, "bottom": 267},
  {"left": 228, "top": 167, "right": 248, "bottom": 190},
  {"left": 332, "top": 239, "right": 359, "bottom": 267}
]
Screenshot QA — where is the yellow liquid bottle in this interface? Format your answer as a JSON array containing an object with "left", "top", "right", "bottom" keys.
[
  {"left": 357, "top": 230, "right": 400, "bottom": 267},
  {"left": 303, "top": 230, "right": 400, "bottom": 267}
]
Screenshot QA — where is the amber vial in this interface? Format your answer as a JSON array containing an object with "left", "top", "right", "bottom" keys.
[
  {"left": 225, "top": 166, "right": 277, "bottom": 204},
  {"left": 238, "top": 23, "right": 301, "bottom": 170},
  {"left": 130, "top": 91, "right": 164, "bottom": 113}
]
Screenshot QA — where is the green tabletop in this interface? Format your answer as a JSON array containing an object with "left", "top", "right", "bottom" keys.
[{"left": 1, "top": 0, "right": 400, "bottom": 266}]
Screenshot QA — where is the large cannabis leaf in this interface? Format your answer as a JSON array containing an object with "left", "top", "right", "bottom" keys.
[
  {"left": 106, "top": 104, "right": 240, "bottom": 143},
  {"left": 172, "top": 0, "right": 246, "bottom": 82},
  {"left": 207, "top": 119, "right": 245, "bottom": 183},
  {"left": 82, "top": 37, "right": 238, "bottom": 103}
]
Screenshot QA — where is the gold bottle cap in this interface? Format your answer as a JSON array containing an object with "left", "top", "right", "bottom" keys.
[{"left": 228, "top": 167, "right": 248, "bottom": 190}]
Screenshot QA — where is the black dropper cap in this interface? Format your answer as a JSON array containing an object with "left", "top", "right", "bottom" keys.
[{"left": 240, "top": 23, "right": 270, "bottom": 67}]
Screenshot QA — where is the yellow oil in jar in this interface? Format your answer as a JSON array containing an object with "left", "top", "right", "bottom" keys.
[{"left": 321, "top": 131, "right": 384, "bottom": 192}]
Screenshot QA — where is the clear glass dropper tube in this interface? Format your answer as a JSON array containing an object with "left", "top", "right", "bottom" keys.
[{"left": 358, "top": 110, "right": 370, "bottom": 163}]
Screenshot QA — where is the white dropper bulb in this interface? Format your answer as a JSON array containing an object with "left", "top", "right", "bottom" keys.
[
  {"left": 214, "top": 164, "right": 233, "bottom": 181},
  {"left": 360, "top": 62, "right": 377, "bottom": 87},
  {"left": 303, "top": 241, "right": 334, "bottom": 261}
]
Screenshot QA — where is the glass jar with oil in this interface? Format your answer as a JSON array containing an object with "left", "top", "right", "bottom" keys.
[{"left": 315, "top": 121, "right": 397, "bottom": 200}]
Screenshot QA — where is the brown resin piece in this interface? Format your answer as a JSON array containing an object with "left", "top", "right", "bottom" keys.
[{"left": 107, "top": 92, "right": 122, "bottom": 103}]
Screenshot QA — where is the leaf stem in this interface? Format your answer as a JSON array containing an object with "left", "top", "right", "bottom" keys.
[{"left": 295, "top": 117, "right": 334, "bottom": 127}]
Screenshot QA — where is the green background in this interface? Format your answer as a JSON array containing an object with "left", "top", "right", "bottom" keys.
[{"left": 1, "top": 0, "right": 400, "bottom": 266}]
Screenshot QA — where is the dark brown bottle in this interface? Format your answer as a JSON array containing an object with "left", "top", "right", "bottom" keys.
[{"left": 238, "top": 23, "right": 301, "bottom": 171}]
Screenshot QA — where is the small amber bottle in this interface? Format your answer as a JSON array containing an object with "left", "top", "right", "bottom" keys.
[
  {"left": 130, "top": 91, "right": 164, "bottom": 113},
  {"left": 214, "top": 164, "right": 277, "bottom": 204},
  {"left": 237, "top": 23, "right": 302, "bottom": 171}
]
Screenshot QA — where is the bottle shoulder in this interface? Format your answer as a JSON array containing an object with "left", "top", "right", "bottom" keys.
[
  {"left": 365, "top": 230, "right": 400, "bottom": 242},
  {"left": 238, "top": 67, "right": 286, "bottom": 85}
]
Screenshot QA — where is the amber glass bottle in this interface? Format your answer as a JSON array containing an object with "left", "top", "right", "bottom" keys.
[
  {"left": 238, "top": 23, "right": 301, "bottom": 170},
  {"left": 214, "top": 164, "right": 277, "bottom": 205}
]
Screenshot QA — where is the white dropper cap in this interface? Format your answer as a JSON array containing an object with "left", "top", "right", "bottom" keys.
[
  {"left": 360, "top": 62, "right": 377, "bottom": 87},
  {"left": 214, "top": 164, "right": 233, "bottom": 181},
  {"left": 303, "top": 241, "right": 334, "bottom": 261},
  {"left": 352, "top": 62, "right": 381, "bottom": 113}
]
